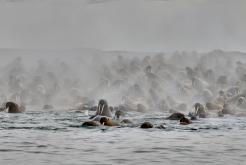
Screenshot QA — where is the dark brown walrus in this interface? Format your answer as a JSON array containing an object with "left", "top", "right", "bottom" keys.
[
  {"left": 99, "top": 117, "right": 120, "bottom": 126},
  {"left": 140, "top": 122, "right": 153, "bottom": 129},
  {"left": 180, "top": 117, "right": 192, "bottom": 125},
  {"left": 166, "top": 112, "right": 185, "bottom": 120},
  {"left": 81, "top": 121, "right": 100, "bottom": 127},
  {"left": 2, "top": 102, "right": 25, "bottom": 113}
]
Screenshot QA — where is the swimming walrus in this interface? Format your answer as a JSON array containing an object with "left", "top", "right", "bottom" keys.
[
  {"left": 89, "top": 99, "right": 113, "bottom": 119},
  {"left": 95, "top": 99, "right": 113, "bottom": 117},
  {"left": 180, "top": 117, "right": 192, "bottom": 125},
  {"left": 166, "top": 112, "right": 185, "bottom": 120},
  {"left": 99, "top": 116, "right": 120, "bottom": 126},
  {"left": 194, "top": 103, "right": 207, "bottom": 118},
  {"left": 43, "top": 104, "right": 54, "bottom": 110},
  {"left": 1, "top": 101, "right": 25, "bottom": 113},
  {"left": 206, "top": 102, "right": 223, "bottom": 111},
  {"left": 114, "top": 110, "right": 125, "bottom": 119},
  {"left": 81, "top": 121, "right": 100, "bottom": 127},
  {"left": 140, "top": 122, "right": 153, "bottom": 129}
]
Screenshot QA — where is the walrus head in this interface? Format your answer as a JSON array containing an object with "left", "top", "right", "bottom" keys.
[
  {"left": 194, "top": 103, "right": 202, "bottom": 111},
  {"left": 99, "top": 116, "right": 109, "bottom": 125},
  {"left": 194, "top": 103, "right": 206, "bottom": 118},
  {"left": 115, "top": 110, "right": 125, "bottom": 119},
  {"left": 97, "top": 99, "right": 109, "bottom": 116},
  {"left": 140, "top": 122, "right": 153, "bottom": 129},
  {"left": 238, "top": 97, "right": 245, "bottom": 105},
  {"left": 180, "top": 117, "right": 192, "bottom": 125}
]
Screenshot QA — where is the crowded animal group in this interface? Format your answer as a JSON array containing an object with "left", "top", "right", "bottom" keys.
[{"left": 1, "top": 50, "right": 246, "bottom": 129}]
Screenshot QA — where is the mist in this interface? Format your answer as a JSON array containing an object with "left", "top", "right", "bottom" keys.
[
  {"left": 0, "top": 49, "right": 245, "bottom": 114},
  {"left": 0, "top": 0, "right": 245, "bottom": 52},
  {"left": 0, "top": 0, "right": 245, "bottom": 110}
]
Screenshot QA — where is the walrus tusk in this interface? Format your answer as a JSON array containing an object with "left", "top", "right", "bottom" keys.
[
  {"left": 97, "top": 105, "right": 101, "bottom": 115},
  {"left": 98, "top": 104, "right": 101, "bottom": 115},
  {"left": 100, "top": 104, "right": 105, "bottom": 115},
  {"left": 195, "top": 108, "right": 197, "bottom": 116},
  {"left": 194, "top": 106, "right": 199, "bottom": 116}
]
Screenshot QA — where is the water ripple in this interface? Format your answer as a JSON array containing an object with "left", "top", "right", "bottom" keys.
[{"left": 1, "top": 110, "right": 246, "bottom": 165}]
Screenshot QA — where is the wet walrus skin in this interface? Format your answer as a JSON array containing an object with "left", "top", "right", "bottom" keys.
[
  {"left": 166, "top": 112, "right": 185, "bottom": 120},
  {"left": 90, "top": 99, "right": 113, "bottom": 119},
  {"left": 4, "top": 102, "right": 25, "bottom": 113}
]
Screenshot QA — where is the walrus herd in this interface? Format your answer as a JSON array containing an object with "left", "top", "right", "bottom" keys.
[
  {"left": 0, "top": 93, "right": 245, "bottom": 129},
  {"left": 1, "top": 51, "right": 246, "bottom": 129}
]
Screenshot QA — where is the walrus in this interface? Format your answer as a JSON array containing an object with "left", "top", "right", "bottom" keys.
[
  {"left": 237, "top": 96, "right": 246, "bottom": 109},
  {"left": 89, "top": 99, "right": 113, "bottom": 119},
  {"left": 120, "top": 119, "right": 133, "bottom": 124},
  {"left": 1, "top": 101, "right": 25, "bottom": 113},
  {"left": 166, "top": 112, "right": 185, "bottom": 120},
  {"left": 96, "top": 99, "right": 113, "bottom": 117},
  {"left": 115, "top": 110, "right": 125, "bottom": 119},
  {"left": 221, "top": 103, "right": 234, "bottom": 115},
  {"left": 43, "top": 104, "right": 54, "bottom": 110},
  {"left": 81, "top": 121, "right": 100, "bottom": 127},
  {"left": 188, "top": 112, "right": 197, "bottom": 120},
  {"left": 217, "top": 110, "right": 224, "bottom": 117},
  {"left": 180, "top": 117, "right": 192, "bottom": 125},
  {"left": 206, "top": 102, "right": 222, "bottom": 111},
  {"left": 99, "top": 117, "right": 120, "bottom": 126},
  {"left": 194, "top": 103, "right": 207, "bottom": 118},
  {"left": 140, "top": 122, "right": 153, "bottom": 129}
]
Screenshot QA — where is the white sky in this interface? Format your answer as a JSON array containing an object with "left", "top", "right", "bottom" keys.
[{"left": 0, "top": 0, "right": 245, "bottom": 52}]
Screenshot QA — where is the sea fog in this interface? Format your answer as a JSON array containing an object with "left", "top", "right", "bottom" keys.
[{"left": 0, "top": 49, "right": 246, "bottom": 113}]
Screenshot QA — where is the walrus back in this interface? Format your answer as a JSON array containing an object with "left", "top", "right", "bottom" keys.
[{"left": 6, "top": 102, "right": 25, "bottom": 113}]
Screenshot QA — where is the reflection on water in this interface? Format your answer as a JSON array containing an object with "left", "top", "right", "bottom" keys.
[{"left": 1, "top": 110, "right": 246, "bottom": 165}]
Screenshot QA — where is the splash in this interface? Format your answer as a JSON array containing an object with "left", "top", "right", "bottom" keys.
[{"left": 0, "top": 49, "right": 246, "bottom": 114}]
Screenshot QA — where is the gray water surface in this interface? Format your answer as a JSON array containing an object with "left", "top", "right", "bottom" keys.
[{"left": 0, "top": 110, "right": 246, "bottom": 165}]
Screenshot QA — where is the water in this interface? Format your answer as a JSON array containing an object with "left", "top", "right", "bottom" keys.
[{"left": 1, "top": 109, "right": 246, "bottom": 165}]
